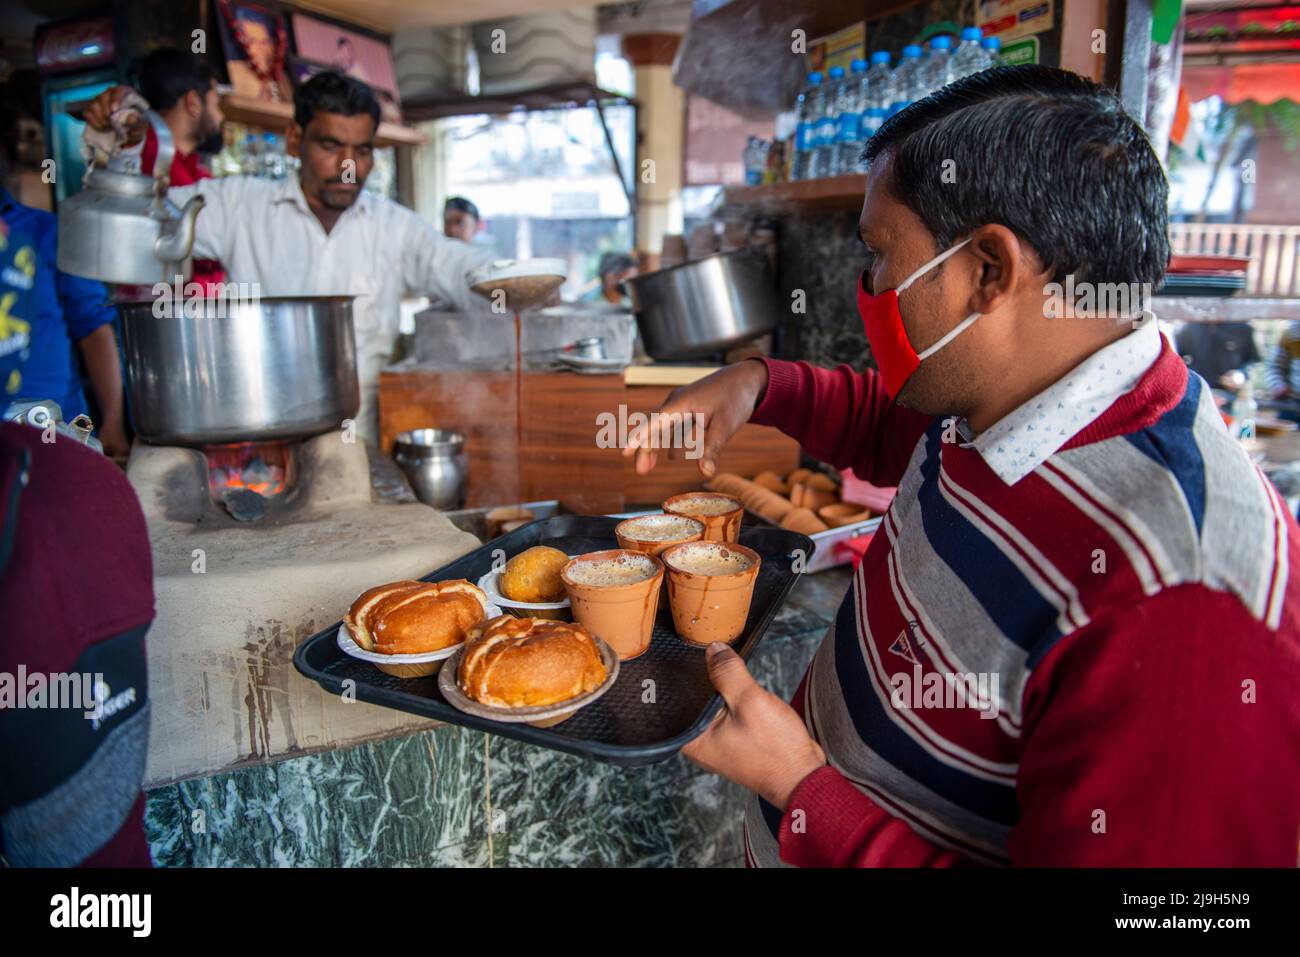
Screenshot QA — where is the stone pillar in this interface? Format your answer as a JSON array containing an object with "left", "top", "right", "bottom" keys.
[{"left": 622, "top": 33, "right": 684, "bottom": 270}]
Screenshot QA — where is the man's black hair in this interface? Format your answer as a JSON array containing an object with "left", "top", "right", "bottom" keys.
[
  {"left": 863, "top": 65, "right": 1169, "bottom": 288},
  {"left": 445, "top": 196, "right": 480, "bottom": 220},
  {"left": 598, "top": 252, "right": 636, "bottom": 278},
  {"left": 132, "top": 48, "right": 216, "bottom": 112},
  {"left": 293, "top": 71, "right": 380, "bottom": 132}
]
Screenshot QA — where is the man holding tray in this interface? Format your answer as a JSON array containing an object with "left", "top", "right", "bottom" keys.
[{"left": 627, "top": 66, "right": 1300, "bottom": 866}]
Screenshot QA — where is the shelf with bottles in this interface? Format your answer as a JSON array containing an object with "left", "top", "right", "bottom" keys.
[
  {"left": 210, "top": 123, "right": 297, "bottom": 180},
  {"left": 777, "top": 27, "right": 1002, "bottom": 185},
  {"left": 211, "top": 121, "right": 398, "bottom": 201}
]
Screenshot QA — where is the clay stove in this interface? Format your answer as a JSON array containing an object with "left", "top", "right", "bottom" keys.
[{"left": 127, "top": 430, "right": 479, "bottom": 786}]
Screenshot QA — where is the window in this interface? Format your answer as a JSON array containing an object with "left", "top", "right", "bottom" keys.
[{"left": 420, "top": 45, "right": 637, "bottom": 301}]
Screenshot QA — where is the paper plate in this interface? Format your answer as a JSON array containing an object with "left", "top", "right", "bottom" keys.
[
  {"left": 437, "top": 636, "right": 620, "bottom": 728},
  {"left": 476, "top": 562, "right": 574, "bottom": 612},
  {"left": 336, "top": 601, "right": 504, "bottom": 666},
  {"left": 556, "top": 353, "right": 626, "bottom": 374},
  {"left": 466, "top": 257, "right": 567, "bottom": 288}
]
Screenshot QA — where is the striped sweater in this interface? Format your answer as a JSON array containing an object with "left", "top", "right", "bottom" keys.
[{"left": 742, "top": 333, "right": 1300, "bottom": 866}]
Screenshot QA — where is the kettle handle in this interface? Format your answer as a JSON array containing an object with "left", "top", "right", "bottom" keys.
[{"left": 146, "top": 109, "right": 174, "bottom": 200}]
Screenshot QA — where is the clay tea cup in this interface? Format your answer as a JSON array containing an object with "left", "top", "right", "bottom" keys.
[
  {"left": 661, "top": 541, "right": 761, "bottom": 646},
  {"left": 560, "top": 549, "right": 663, "bottom": 660},
  {"left": 662, "top": 491, "right": 743, "bottom": 543}
]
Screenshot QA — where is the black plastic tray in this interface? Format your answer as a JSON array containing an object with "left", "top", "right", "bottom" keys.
[{"left": 292, "top": 515, "right": 814, "bottom": 766}]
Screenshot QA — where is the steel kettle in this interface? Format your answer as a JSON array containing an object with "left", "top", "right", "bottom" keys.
[{"left": 56, "top": 110, "right": 205, "bottom": 286}]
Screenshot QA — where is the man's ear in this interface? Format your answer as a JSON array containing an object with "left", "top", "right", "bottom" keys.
[
  {"left": 966, "top": 224, "right": 1023, "bottom": 315},
  {"left": 183, "top": 89, "right": 203, "bottom": 120},
  {"left": 285, "top": 123, "right": 302, "bottom": 158}
]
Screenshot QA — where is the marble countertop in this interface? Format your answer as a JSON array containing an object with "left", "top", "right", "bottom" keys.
[{"left": 145, "top": 562, "right": 859, "bottom": 867}]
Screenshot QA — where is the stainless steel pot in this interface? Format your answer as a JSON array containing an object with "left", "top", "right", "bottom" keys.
[
  {"left": 628, "top": 251, "right": 780, "bottom": 359},
  {"left": 118, "top": 296, "right": 360, "bottom": 445},
  {"left": 393, "top": 429, "right": 468, "bottom": 510}
]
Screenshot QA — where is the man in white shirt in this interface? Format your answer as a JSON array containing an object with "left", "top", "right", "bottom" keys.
[{"left": 84, "top": 70, "right": 494, "bottom": 441}]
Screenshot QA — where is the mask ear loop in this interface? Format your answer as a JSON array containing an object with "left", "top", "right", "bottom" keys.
[
  {"left": 895, "top": 237, "right": 972, "bottom": 293},
  {"left": 896, "top": 237, "right": 980, "bottom": 361},
  {"left": 916, "top": 310, "right": 982, "bottom": 360}
]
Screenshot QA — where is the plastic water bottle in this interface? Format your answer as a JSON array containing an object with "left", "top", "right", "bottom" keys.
[
  {"left": 1232, "top": 381, "right": 1258, "bottom": 441},
  {"left": 743, "top": 136, "right": 763, "bottom": 185},
  {"left": 952, "top": 27, "right": 987, "bottom": 79},
  {"left": 792, "top": 72, "right": 823, "bottom": 181},
  {"left": 889, "top": 45, "right": 924, "bottom": 116},
  {"left": 860, "top": 51, "right": 893, "bottom": 142},
  {"left": 981, "top": 35, "right": 1003, "bottom": 67},
  {"left": 919, "top": 35, "right": 955, "bottom": 94},
  {"left": 834, "top": 59, "right": 867, "bottom": 175},
  {"left": 811, "top": 65, "right": 843, "bottom": 179},
  {"left": 262, "top": 132, "right": 286, "bottom": 179},
  {"left": 241, "top": 134, "right": 261, "bottom": 177}
]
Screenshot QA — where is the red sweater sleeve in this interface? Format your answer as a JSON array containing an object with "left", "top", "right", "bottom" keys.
[
  {"left": 750, "top": 358, "right": 932, "bottom": 487},
  {"left": 776, "top": 582, "right": 1300, "bottom": 867},
  {"left": 1010, "top": 583, "right": 1300, "bottom": 866},
  {"left": 778, "top": 765, "right": 964, "bottom": 867}
]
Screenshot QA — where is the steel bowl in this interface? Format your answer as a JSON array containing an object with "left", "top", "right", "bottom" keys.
[
  {"left": 628, "top": 251, "right": 780, "bottom": 359},
  {"left": 392, "top": 429, "right": 468, "bottom": 510},
  {"left": 118, "top": 295, "right": 360, "bottom": 446}
]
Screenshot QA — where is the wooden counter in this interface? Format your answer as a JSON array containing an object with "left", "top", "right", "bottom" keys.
[{"left": 379, "top": 368, "right": 800, "bottom": 514}]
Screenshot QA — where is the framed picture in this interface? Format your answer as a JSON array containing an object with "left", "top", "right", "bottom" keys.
[
  {"left": 287, "top": 56, "right": 401, "bottom": 125},
  {"left": 290, "top": 12, "right": 400, "bottom": 107},
  {"left": 216, "top": 0, "right": 293, "bottom": 102}
]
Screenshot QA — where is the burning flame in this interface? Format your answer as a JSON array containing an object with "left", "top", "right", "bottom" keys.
[{"left": 205, "top": 441, "right": 294, "bottom": 500}]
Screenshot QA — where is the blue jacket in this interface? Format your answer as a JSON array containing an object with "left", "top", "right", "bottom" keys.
[
  {"left": 0, "top": 190, "right": 116, "bottom": 420},
  {"left": 0, "top": 210, "right": 37, "bottom": 406}
]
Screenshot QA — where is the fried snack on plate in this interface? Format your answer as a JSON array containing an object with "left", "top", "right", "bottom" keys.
[
  {"left": 500, "top": 545, "right": 570, "bottom": 603},
  {"left": 458, "top": 615, "right": 607, "bottom": 708},
  {"left": 346, "top": 579, "right": 489, "bottom": 655}
]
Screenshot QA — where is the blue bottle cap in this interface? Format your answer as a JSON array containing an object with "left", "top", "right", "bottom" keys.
[
  {"left": 870, "top": 51, "right": 891, "bottom": 66},
  {"left": 808, "top": 71, "right": 823, "bottom": 84},
  {"left": 902, "top": 45, "right": 922, "bottom": 57},
  {"left": 851, "top": 58, "right": 867, "bottom": 72},
  {"left": 981, "top": 36, "right": 1002, "bottom": 50},
  {"left": 961, "top": 27, "right": 983, "bottom": 42},
  {"left": 829, "top": 65, "right": 845, "bottom": 79},
  {"left": 930, "top": 36, "right": 952, "bottom": 50}
]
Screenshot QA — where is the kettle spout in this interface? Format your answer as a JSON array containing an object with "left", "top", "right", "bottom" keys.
[{"left": 153, "top": 194, "right": 206, "bottom": 264}]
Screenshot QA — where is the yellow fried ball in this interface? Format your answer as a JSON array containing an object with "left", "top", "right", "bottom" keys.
[{"left": 500, "top": 545, "right": 569, "bottom": 603}]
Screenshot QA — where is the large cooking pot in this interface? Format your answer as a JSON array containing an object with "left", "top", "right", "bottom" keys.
[
  {"left": 628, "top": 251, "right": 779, "bottom": 359},
  {"left": 118, "top": 296, "right": 360, "bottom": 446}
]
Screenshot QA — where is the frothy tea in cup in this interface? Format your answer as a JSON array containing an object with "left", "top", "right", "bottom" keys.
[
  {"left": 619, "top": 514, "right": 703, "bottom": 542},
  {"left": 666, "top": 543, "right": 755, "bottom": 577},
  {"left": 666, "top": 494, "right": 740, "bottom": 517},
  {"left": 566, "top": 552, "right": 658, "bottom": 587}
]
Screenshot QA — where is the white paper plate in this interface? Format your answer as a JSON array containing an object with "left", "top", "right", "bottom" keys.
[
  {"left": 466, "top": 257, "right": 567, "bottom": 288},
  {"left": 476, "top": 560, "right": 575, "bottom": 612},
  {"left": 556, "top": 353, "right": 626, "bottom": 373},
  {"left": 336, "top": 601, "right": 504, "bottom": 665}
]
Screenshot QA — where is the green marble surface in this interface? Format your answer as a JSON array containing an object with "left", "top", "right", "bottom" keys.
[{"left": 144, "top": 567, "right": 852, "bottom": 867}]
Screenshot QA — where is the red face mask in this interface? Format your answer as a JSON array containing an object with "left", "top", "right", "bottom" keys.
[{"left": 858, "top": 238, "right": 979, "bottom": 400}]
